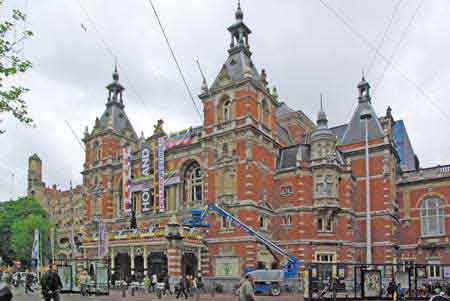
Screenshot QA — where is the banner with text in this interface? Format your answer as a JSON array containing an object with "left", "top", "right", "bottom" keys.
[
  {"left": 158, "top": 137, "right": 165, "bottom": 212},
  {"left": 122, "top": 147, "right": 132, "bottom": 213}
]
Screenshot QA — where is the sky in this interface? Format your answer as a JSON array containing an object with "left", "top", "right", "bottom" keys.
[{"left": 1, "top": 0, "right": 449, "bottom": 201}]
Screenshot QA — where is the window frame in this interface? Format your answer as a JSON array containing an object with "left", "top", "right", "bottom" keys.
[{"left": 420, "top": 197, "right": 445, "bottom": 237}]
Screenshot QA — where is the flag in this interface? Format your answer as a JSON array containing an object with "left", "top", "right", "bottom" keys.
[
  {"left": 164, "top": 128, "right": 192, "bottom": 150},
  {"left": 70, "top": 224, "right": 77, "bottom": 257},
  {"left": 31, "top": 229, "right": 39, "bottom": 260}
]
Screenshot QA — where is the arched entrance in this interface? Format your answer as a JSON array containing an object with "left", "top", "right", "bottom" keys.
[
  {"left": 114, "top": 253, "right": 131, "bottom": 282},
  {"left": 181, "top": 253, "right": 198, "bottom": 278},
  {"left": 134, "top": 255, "right": 144, "bottom": 281},
  {"left": 148, "top": 252, "right": 168, "bottom": 281}
]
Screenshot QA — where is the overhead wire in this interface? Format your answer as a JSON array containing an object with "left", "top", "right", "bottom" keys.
[
  {"left": 317, "top": 0, "right": 450, "bottom": 124},
  {"left": 146, "top": 0, "right": 203, "bottom": 121},
  {"left": 366, "top": 0, "right": 404, "bottom": 76},
  {"left": 73, "top": 0, "right": 154, "bottom": 119},
  {"left": 373, "top": 0, "right": 424, "bottom": 92}
]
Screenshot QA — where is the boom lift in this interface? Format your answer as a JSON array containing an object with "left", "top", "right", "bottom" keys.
[{"left": 183, "top": 203, "right": 301, "bottom": 296}]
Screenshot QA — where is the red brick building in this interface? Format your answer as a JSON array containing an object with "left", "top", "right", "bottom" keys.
[{"left": 28, "top": 3, "right": 450, "bottom": 284}]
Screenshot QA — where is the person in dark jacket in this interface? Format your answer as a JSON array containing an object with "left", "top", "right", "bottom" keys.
[
  {"left": 387, "top": 279, "right": 397, "bottom": 300},
  {"left": 41, "top": 264, "right": 63, "bottom": 301},
  {"left": 176, "top": 277, "right": 188, "bottom": 299},
  {"left": 0, "top": 285, "right": 13, "bottom": 301},
  {"left": 25, "top": 268, "right": 35, "bottom": 294}
]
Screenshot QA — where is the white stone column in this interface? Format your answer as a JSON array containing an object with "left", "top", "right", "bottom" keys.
[
  {"left": 110, "top": 247, "right": 115, "bottom": 275},
  {"left": 130, "top": 246, "right": 135, "bottom": 275},
  {"left": 197, "top": 247, "right": 202, "bottom": 275},
  {"left": 143, "top": 246, "right": 148, "bottom": 275}
]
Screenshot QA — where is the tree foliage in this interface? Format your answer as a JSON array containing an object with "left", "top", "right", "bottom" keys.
[
  {"left": 0, "top": 197, "right": 52, "bottom": 265},
  {"left": 0, "top": 0, "right": 33, "bottom": 134}
]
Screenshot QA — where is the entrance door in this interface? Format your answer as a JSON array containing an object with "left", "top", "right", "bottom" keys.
[
  {"left": 148, "top": 252, "right": 168, "bottom": 281},
  {"left": 182, "top": 253, "right": 198, "bottom": 278},
  {"left": 115, "top": 253, "right": 131, "bottom": 282}
]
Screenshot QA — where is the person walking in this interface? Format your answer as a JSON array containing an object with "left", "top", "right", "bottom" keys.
[
  {"left": 176, "top": 277, "right": 188, "bottom": 299},
  {"left": 239, "top": 274, "right": 255, "bottom": 301},
  {"left": 387, "top": 279, "right": 397, "bottom": 300},
  {"left": 41, "top": 264, "right": 63, "bottom": 301},
  {"left": 151, "top": 273, "right": 158, "bottom": 293},
  {"left": 25, "top": 268, "right": 35, "bottom": 294}
]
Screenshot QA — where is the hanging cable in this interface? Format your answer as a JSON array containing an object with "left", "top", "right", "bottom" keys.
[
  {"left": 73, "top": 0, "right": 154, "bottom": 119},
  {"left": 366, "top": 0, "right": 404, "bottom": 76},
  {"left": 317, "top": 0, "right": 450, "bottom": 124},
  {"left": 373, "top": 0, "right": 424, "bottom": 91},
  {"left": 146, "top": 0, "right": 203, "bottom": 121}
]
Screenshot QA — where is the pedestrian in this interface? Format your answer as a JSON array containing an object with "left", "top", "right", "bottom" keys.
[
  {"left": 176, "top": 277, "right": 188, "bottom": 299},
  {"left": 143, "top": 274, "right": 151, "bottom": 294},
  {"left": 41, "top": 264, "right": 63, "bottom": 301},
  {"left": 186, "top": 274, "right": 192, "bottom": 296},
  {"left": 387, "top": 279, "right": 397, "bottom": 300},
  {"left": 25, "top": 268, "right": 34, "bottom": 294},
  {"left": 164, "top": 275, "right": 171, "bottom": 295},
  {"left": 192, "top": 277, "right": 198, "bottom": 297},
  {"left": 239, "top": 274, "right": 255, "bottom": 301},
  {"left": 79, "top": 271, "right": 88, "bottom": 296},
  {"left": 151, "top": 273, "right": 158, "bottom": 293},
  {"left": 0, "top": 278, "right": 13, "bottom": 301}
]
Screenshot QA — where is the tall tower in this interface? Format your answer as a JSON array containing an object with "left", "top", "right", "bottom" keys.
[
  {"left": 199, "top": 2, "right": 282, "bottom": 271},
  {"left": 27, "top": 153, "right": 42, "bottom": 198},
  {"left": 82, "top": 66, "right": 137, "bottom": 222}
]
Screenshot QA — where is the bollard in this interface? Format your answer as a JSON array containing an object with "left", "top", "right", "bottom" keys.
[
  {"left": 131, "top": 286, "right": 135, "bottom": 296},
  {"left": 211, "top": 282, "right": 216, "bottom": 297},
  {"left": 121, "top": 284, "right": 126, "bottom": 298}
]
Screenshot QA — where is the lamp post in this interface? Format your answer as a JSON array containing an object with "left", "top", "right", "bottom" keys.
[{"left": 360, "top": 108, "right": 372, "bottom": 264}]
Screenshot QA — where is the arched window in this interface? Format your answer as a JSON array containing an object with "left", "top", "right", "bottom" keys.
[
  {"left": 261, "top": 99, "right": 269, "bottom": 125},
  {"left": 223, "top": 100, "right": 231, "bottom": 122},
  {"left": 421, "top": 198, "right": 445, "bottom": 236},
  {"left": 184, "top": 162, "right": 203, "bottom": 206}
]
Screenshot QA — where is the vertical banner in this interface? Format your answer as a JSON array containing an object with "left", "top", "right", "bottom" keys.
[
  {"left": 158, "top": 137, "right": 165, "bottom": 212},
  {"left": 141, "top": 144, "right": 151, "bottom": 213},
  {"left": 122, "top": 147, "right": 132, "bottom": 213},
  {"left": 31, "top": 229, "right": 39, "bottom": 260},
  {"left": 70, "top": 224, "right": 77, "bottom": 257},
  {"left": 98, "top": 222, "right": 106, "bottom": 258}
]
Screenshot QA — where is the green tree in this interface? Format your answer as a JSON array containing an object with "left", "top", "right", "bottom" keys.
[
  {"left": 10, "top": 214, "right": 51, "bottom": 261},
  {"left": 0, "top": 0, "right": 33, "bottom": 133},
  {"left": 0, "top": 197, "right": 51, "bottom": 265}
]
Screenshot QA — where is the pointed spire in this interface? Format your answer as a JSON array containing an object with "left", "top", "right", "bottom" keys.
[
  {"left": 235, "top": 0, "right": 243, "bottom": 21},
  {"left": 317, "top": 94, "right": 328, "bottom": 129},
  {"left": 357, "top": 74, "right": 371, "bottom": 103},
  {"left": 271, "top": 86, "right": 279, "bottom": 101},
  {"left": 106, "top": 63, "right": 125, "bottom": 105},
  {"left": 260, "top": 68, "right": 268, "bottom": 87}
]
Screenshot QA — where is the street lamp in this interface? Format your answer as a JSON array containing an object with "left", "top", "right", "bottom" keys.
[{"left": 360, "top": 108, "right": 372, "bottom": 265}]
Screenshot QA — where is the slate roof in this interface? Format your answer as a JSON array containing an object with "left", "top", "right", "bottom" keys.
[
  {"left": 210, "top": 46, "right": 261, "bottom": 91},
  {"left": 277, "top": 144, "right": 311, "bottom": 169},
  {"left": 98, "top": 103, "right": 137, "bottom": 139},
  {"left": 341, "top": 100, "right": 384, "bottom": 145}
]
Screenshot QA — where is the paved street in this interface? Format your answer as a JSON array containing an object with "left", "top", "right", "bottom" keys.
[{"left": 10, "top": 286, "right": 305, "bottom": 301}]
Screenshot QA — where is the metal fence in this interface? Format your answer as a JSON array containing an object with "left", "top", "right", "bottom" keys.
[{"left": 305, "top": 262, "right": 450, "bottom": 300}]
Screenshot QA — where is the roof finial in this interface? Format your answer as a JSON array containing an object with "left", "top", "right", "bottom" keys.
[
  {"left": 113, "top": 58, "right": 119, "bottom": 82},
  {"left": 361, "top": 68, "right": 365, "bottom": 81},
  {"left": 320, "top": 93, "right": 324, "bottom": 112},
  {"left": 235, "top": 0, "right": 243, "bottom": 20}
]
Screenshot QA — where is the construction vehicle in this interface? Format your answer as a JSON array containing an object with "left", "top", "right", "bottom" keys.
[{"left": 183, "top": 203, "right": 301, "bottom": 296}]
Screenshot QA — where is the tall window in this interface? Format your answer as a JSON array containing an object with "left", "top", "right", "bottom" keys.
[
  {"left": 261, "top": 99, "right": 269, "bottom": 125},
  {"left": 223, "top": 100, "right": 231, "bottom": 122},
  {"left": 184, "top": 162, "right": 203, "bottom": 205},
  {"left": 421, "top": 198, "right": 445, "bottom": 236},
  {"left": 317, "top": 216, "right": 333, "bottom": 232}
]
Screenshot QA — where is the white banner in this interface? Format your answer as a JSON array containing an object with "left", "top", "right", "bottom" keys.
[{"left": 158, "top": 137, "right": 165, "bottom": 212}]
